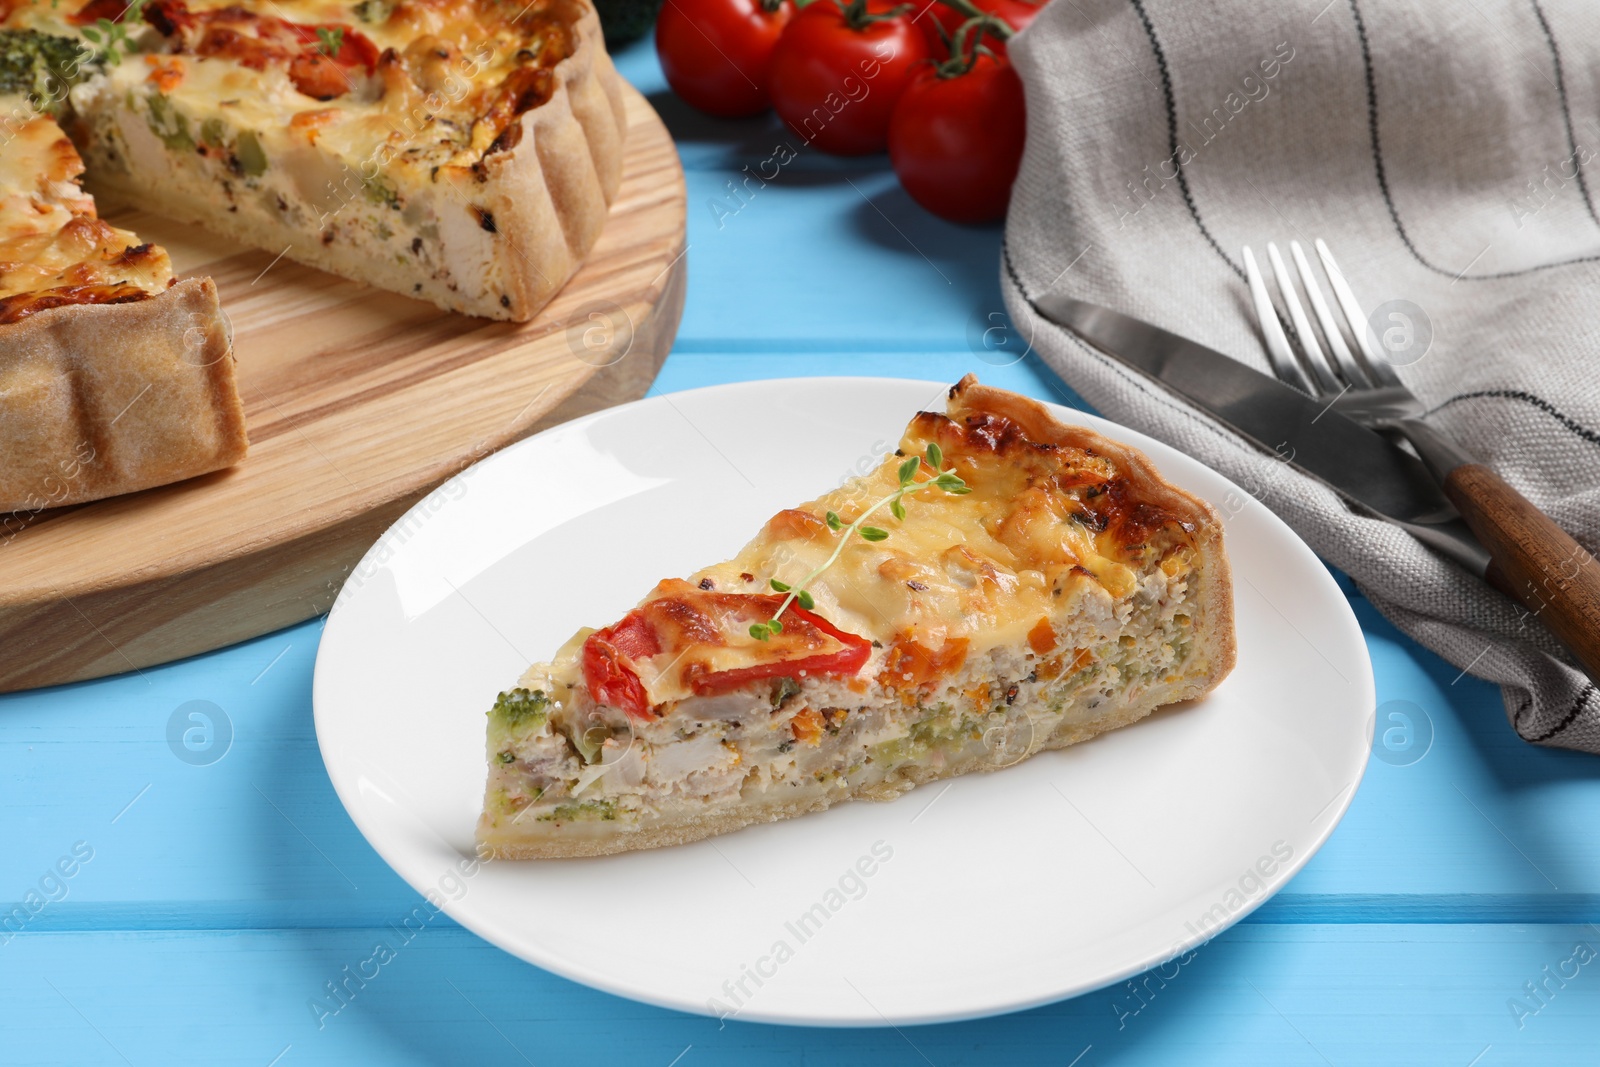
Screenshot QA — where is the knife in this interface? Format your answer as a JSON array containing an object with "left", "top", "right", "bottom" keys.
[{"left": 1034, "top": 295, "right": 1490, "bottom": 576}]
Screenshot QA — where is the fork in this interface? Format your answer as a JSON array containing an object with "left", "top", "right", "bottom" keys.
[{"left": 1245, "top": 238, "right": 1600, "bottom": 683}]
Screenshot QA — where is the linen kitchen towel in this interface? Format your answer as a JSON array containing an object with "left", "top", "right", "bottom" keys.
[{"left": 1002, "top": 0, "right": 1600, "bottom": 752}]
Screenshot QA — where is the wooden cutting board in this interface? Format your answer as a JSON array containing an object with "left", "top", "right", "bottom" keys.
[{"left": 0, "top": 85, "right": 686, "bottom": 693}]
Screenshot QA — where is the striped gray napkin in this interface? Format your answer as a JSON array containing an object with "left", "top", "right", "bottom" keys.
[{"left": 1001, "top": 0, "right": 1600, "bottom": 753}]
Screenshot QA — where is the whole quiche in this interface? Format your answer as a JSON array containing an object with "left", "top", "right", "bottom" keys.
[{"left": 0, "top": 0, "right": 626, "bottom": 510}]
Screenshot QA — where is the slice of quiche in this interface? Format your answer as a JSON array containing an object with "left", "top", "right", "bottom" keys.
[
  {"left": 1, "top": 0, "right": 626, "bottom": 322},
  {"left": 477, "top": 377, "right": 1237, "bottom": 858},
  {"left": 0, "top": 93, "right": 246, "bottom": 513}
]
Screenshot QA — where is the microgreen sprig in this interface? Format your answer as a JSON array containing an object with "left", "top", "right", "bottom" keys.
[
  {"left": 79, "top": 0, "right": 146, "bottom": 66},
  {"left": 315, "top": 26, "right": 345, "bottom": 58},
  {"left": 749, "top": 442, "right": 970, "bottom": 641}
]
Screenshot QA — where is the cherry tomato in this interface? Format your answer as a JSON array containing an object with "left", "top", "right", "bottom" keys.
[
  {"left": 767, "top": 0, "right": 937, "bottom": 156},
  {"left": 655, "top": 0, "right": 794, "bottom": 118},
  {"left": 929, "top": 0, "right": 1042, "bottom": 56},
  {"left": 888, "top": 52, "right": 1025, "bottom": 223}
]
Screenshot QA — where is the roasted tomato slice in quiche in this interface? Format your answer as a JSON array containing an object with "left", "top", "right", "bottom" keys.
[
  {"left": 687, "top": 601, "right": 871, "bottom": 695},
  {"left": 581, "top": 584, "right": 872, "bottom": 719},
  {"left": 131, "top": 1, "right": 381, "bottom": 99},
  {"left": 581, "top": 612, "right": 660, "bottom": 720}
]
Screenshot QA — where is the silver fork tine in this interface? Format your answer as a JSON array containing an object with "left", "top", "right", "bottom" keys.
[
  {"left": 1315, "top": 239, "right": 1404, "bottom": 389},
  {"left": 1266, "top": 242, "right": 1343, "bottom": 395},
  {"left": 1291, "top": 240, "right": 1369, "bottom": 390},
  {"left": 1243, "top": 245, "right": 1314, "bottom": 394}
]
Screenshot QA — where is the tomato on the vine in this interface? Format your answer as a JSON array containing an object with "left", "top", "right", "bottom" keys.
[
  {"left": 766, "top": 0, "right": 937, "bottom": 156},
  {"left": 888, "top": 51, "right": 1026, "bottom": 223},
  {"left": 655, "top": 0, "right": 795, "bottom": 118},
  {"left": 929, "top": 0, "right": 1041, "bottom": 55}
]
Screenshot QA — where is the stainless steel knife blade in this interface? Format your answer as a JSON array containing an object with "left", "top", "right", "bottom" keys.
[{"left": 1034, "top": 295, "right": 1489, "bottom": 574}]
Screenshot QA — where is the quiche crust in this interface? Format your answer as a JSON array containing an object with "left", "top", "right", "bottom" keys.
[
  {"left": 0, "top": 276, "right": 247, "bottom": 512},
  {"left": 478, "top": 377, "right": 1237, "bottom": 859},
  {"left": 454, "top": 1, "right": 627, "bottom": 319}
]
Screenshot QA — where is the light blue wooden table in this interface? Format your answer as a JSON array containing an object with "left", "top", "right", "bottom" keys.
[{"left": 5, "top": 38, "right": 1599, "bottom": 1066}]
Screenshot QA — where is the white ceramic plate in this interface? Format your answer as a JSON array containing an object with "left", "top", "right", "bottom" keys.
[{"left": 313, "top": 377, "right": 1374, "bottom": 1027}]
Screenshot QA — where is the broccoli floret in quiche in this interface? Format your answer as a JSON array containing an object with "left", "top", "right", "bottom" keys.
[
  {"left": 487, "top": 688, "right": 552, "bottom": 767},
  {"left": 536, "top": 799, "right": 617, "bottom": 823},
  {"left": 490, "top": 687, "right": 551, "bottom": 730},
  {"left": 0, "top": 30, "right": 99, "bottom": 115}
]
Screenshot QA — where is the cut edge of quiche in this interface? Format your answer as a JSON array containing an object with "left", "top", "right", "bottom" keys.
[
  {"left": 54, "top": 0, "right": 628, "bottom": 323},
  {"left": 0, "top": 99, "right": 246, "bottom": 514},
  {"left": 476, "top": 376, "right": 1237, "bottom": 859}
]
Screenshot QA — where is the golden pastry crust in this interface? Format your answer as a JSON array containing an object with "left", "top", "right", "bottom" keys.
[
  {"left": 0, "top": 276, "right": 247, "bottom": 512},
  {"left": 462, "top": 0, "right": 628, "bottom": 318},
  {"left": 0, "top": 94, "right": 247, "bottom": 514}
]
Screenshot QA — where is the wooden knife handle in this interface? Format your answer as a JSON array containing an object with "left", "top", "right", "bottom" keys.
[{"left": 1444, "top": 463, "right": 1600, "bottom": 683}]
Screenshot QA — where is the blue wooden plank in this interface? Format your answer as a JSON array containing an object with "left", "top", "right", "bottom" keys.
[
  {"left": 0, "top": 627, "right": 396, "bottom": 927},
  {"left": 2, "top": 924, "right": 1596, "bottom": 1065},
  {"left": 611, "top": 36, "right": 1017, "bottom": 350},
  {"left": 673, "top": 169, "right": 1009, "bottom": 349},
  {"left": 1286, "top": 593, "right": 1600, "bottom": 908}
]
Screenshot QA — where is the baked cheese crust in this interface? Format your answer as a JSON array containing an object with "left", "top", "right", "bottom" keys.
[
  {"left": 0, "top": 97, "right": 171, "bottom": 314},
  {"left": 478, "top": 377, "right": 1237, "bottom": 858}
]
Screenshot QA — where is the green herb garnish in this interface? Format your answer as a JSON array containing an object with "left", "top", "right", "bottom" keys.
[
  {"left": 79, "top": 0, "right": 146, "bottom": 66},
  {"left": 315, "top": 26, "right": 344, "bottom": 58},
  {"left": 749, "top": 442, "right": 969, "bottom": 641}
]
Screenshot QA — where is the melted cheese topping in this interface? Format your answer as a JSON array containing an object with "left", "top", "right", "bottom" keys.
[
  {"left": 553, "top": 395, "right": 1198, "bottom": 709},
  {"left": 695, "top": 410, "right": 1191, "bottom": 658},
  {"left": 0, "top": 96, "right": 170, "bottom": 309}
]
